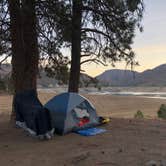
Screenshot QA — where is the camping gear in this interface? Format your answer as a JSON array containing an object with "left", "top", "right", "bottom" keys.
[
  {"left": 99, "top": 116, "right": 111, "bottom": 124},
  {"left": 44, "top": 92, "right": 100, "bottom": 135},
  {"left": 14, "top": 89, "right": 53, "bottom": 139},
  {"left": 75, "top": 127, "right": 106, "bottom": 136}
]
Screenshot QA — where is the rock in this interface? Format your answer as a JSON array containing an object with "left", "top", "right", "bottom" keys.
[
  {"left": 141, "top": 148, "right": 146, "bottom": 152},
  {"left": 146, "top": 160, "right": 166, "bottom": 166},
  {"left": 71, "top": 152, "right": 90, "bottom": 165},
  {"left": 118, "top": 148, "right": 123, "bottom": 153},
  {"left": 3, "top": 144, "right": 9, "bottom": 148},
  {"left": 160, "top": 160, "right": 166, "bottom": 166},
  {"left": 145, "top": 160, "right": 159, "bottom": 166},
  {"left": 101, "top": 151, "right": 105, "bottom": 154}
]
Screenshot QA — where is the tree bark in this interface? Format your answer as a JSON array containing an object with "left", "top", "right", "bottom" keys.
[
  {"left": 68, "top": 0, "right": 82, "bottom": 93},
  {"left": 8, "top": 0, "right": 39, "bottom": 119},
  {"left": 9, "top": 0, "right": 39, "bottom": 93}
]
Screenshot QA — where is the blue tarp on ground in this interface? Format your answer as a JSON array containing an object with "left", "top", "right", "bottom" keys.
[{"left": 75, "top": 128, "right": 106, "bottom": 136}]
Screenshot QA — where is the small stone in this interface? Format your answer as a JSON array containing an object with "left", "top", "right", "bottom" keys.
[
  {"left": 101, "top": 151, "right": 105, "bottom": 154},
  {"left": 141, "top": 148, "right": 146, "bottom": 152},
  {"left": 3, "top": 145, "right": 8, "bottom": 148},
  {"left": 145, "top": 160, "right": 159, "bottom": 166},
  {"left": 160, "top": 160, "right": 166, "bottom": 166},
  {"left": 118, "top": 148, "right": 123, "bottom": 153}
]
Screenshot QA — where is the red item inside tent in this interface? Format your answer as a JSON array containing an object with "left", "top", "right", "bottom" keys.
[{"left": 78, "top": 118, "right": 90, "bottom": 127}]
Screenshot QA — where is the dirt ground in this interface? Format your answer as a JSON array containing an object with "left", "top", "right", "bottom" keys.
[{"left": 0, "top": 93, "right": 166, "bottom": 166}]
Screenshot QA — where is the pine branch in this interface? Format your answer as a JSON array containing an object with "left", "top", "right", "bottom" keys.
[{"left": 81, "top": 58, "right": 107, "bottom": 66}]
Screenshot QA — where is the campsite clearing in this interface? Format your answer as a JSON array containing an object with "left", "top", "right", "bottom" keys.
[
  {"left": 0, "top": 117, "right": 166, "bottom": 166},
  {"left": 0, "top": 93, "right": 166, "bottom": 165}
]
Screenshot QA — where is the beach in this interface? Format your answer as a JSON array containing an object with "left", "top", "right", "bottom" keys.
[{"left": 0, "top": 92, "right": 166, "bottom": 165}]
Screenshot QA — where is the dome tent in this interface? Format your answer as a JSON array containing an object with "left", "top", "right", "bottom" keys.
[{"left": 44, "top": 92, "right": 100, "bottom": 135}]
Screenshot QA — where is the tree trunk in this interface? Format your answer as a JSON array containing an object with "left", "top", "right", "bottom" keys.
[
  {"left": 68, "top": 0, "right": 82, "bottom": 93},
  {"left": 8, "top": 0, "right": 39, "bottom": 119}
]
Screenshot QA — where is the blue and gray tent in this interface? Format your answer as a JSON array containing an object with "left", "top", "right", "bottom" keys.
[{"left": 45, "top": 92, "right": 100, "bottom": 135}]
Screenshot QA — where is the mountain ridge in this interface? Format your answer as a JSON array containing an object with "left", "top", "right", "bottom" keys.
[{"left": 96, "top": 64, "right": 166, "bottom": 86}]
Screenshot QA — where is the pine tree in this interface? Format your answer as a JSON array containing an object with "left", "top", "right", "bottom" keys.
[{"left": 68, "top": 0, "right": 144, "bottom": 92}]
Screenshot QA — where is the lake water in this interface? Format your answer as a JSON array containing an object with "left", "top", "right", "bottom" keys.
[
  {"left": 38, "top": 87, "right": 166, "bottom": 100},
  {"left": 88, "top": 91, "right": 166, "bottom": 99}
]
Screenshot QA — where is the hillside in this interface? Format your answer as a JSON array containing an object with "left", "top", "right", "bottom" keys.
[
  {"left": 96, "top": 69, "right": 139, "bottom": 86},
  {"left": 96, "top": 64, "right": 166, "bottom": 86},
  {"left": 1, "top": 63, "right": 166, "bottom": 87},
  {"left": 0, "top": 64, "right": 97, "bottom": 88}
]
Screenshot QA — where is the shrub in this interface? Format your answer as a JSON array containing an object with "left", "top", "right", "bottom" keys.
[
  {"left": 134, "top": 110, "right": 144, "bottom": 119},
  {"left": 158, "top": 104, "right": 166, "bottom": 119},
  {"left": 98, "top": 86, "right": 101, "bottom": 91}
]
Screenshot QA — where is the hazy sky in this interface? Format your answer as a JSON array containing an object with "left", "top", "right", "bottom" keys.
[
  {"left": 1, "top": 1, "right": 165, "bottom": 77},
  {"left": 83, "top": 0, "right": 166, "bottom": 76}
]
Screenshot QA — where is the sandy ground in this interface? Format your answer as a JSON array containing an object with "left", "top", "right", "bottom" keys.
[{"left": 0, "top": 93, "right": 166, "bottom": 166}]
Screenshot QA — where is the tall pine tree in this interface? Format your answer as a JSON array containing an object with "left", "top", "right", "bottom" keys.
[
  {"left": 8, "top": 0, "right": 39, "bottom": 93},
  {"left": 68, "top": 0, "right": 144, "bottom": 92},
  {"left": 40, "top": 0, "right": 144, "bottom": 92}
]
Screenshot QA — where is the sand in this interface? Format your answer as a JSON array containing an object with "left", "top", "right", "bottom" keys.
[{"left": 0, "top": 93, "right": 166, "bottom": 166}]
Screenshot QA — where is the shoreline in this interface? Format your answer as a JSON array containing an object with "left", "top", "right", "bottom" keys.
[{"left": 37, "top": 86, "right": 166, "bottom": 100}]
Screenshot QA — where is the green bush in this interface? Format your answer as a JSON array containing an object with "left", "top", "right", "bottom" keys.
[
  {"left": 158, "top": 104, "right": 166, "bottom": 119},
  {"left": 97, "top": 85, "right": 101, "bottom": 91},
  {"left": 134, "top": 110, "right": 144, "bottom": 119}
]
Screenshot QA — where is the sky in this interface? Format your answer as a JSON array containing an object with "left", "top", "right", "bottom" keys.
[
  {"left": 82, "top": 0, "right": 166, "bottom": 77},
  {"left": 1, "top": 0, "right": 166, "bottom": 77}
]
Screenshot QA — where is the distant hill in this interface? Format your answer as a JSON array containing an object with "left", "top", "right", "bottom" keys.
[
  {"left": 96, "top": 69, "right": 138, "bottom": 86},
  {"left": 0, "top": 64, "right": 97, "bottom": 88},
  {"left": 1, "top": 63, "right": 166, "bottom": 87},
  {"left": 96, "top": 64, "right": 166, "bottom": 86},
  {"left": 38, "top": 71, "right": 97, "bottom": 88},
  {"left": 0, "top": 65, "right": 59, "bottom": 88},
  {"left": 80, "top": 73, "right": 98, "bottom": 87}
]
